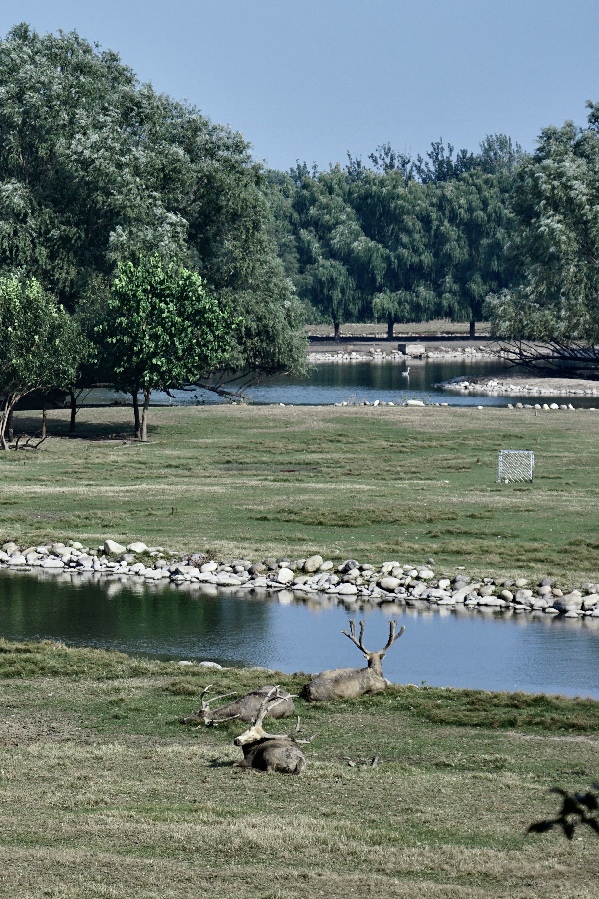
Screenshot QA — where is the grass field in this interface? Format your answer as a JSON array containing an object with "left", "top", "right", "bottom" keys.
[
  {"left": 2, "top": 403, "right": 599, "bottom": 586},
  {"left": 2, "top": 406, "right": 599, "bottom": 896},
  {"left": 0, "top": 640, "right": 597, "bottom": 899}
]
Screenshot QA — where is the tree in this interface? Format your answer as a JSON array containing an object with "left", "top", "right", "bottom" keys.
[
  {"left": 431, "top": 169, "right": 514, "bottom": 337},
  {"left": 486, "top": 104, "right": 599, "bottom": 371},
  {"left": 345, "top": 171, "right": 438, "bottom": 337},
  {"left": 97, "top": 256, "right": 233, "bottom": 441},
  {"left": 0, "top": 276, "right": 85, "bottom": 448},
  {"left": 0, "top": 24, "right": 305, "bottom": 402},
  {"left": 284, "top": 166, "right": 364, "bottom": 337}
]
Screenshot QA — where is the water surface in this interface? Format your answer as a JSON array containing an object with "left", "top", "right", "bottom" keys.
[
  {"left": 84, "top": 358, "right": 598, "bottom": 408},
  {"left": 2, "top": 570, "right": 598, "bottom": 698}
]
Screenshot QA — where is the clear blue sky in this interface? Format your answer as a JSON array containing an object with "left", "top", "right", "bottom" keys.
[{"left": 2, "top": 0, "right": 598, "bottom": 171}]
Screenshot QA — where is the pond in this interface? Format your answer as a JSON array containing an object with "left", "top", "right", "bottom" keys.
[
  {"left": 2, "top": 570, "right": 599, "bottom": 699},
  {"left": 85, "top": 358, "right": 599, "bottom": 408}
]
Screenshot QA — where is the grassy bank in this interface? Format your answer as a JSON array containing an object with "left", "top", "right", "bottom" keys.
[
  {"left": 0, "top": 640, "right": 597, "bottom": 898},
  {"left": 2, "top": 403, "right": 599, "bottom": 585}
]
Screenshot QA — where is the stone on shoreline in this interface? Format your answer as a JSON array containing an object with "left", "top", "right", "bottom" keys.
[{"left": 0, "top": 538, "right": 595, "bottom": 627}]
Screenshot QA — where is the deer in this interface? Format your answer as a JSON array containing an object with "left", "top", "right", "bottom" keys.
[
  {"left": 302, "top": 618, "right": 405, "bottom": 702},
  {"left": 180, "top": 684, "right": 295, "bottom": 727},
  {"left": 233, "top": 687, "right": 312, "bottom": 775}
]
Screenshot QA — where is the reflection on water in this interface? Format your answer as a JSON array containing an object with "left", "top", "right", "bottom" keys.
[
  {"left": 1, "top": 570, "right": 599, "bottom": 698},
  {"left": 86, "top": 359, "right": 599, "bottom": 408}
]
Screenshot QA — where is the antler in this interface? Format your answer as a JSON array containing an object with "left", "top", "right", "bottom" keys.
[
  {"left": 382, "top": 620, "right": 405, "bottom": 652},
  {"left": 191, "top": 686, "right": 239, "bottom": 727},
  {"left": 252, "top": 686, "right": 293, "bottom": 734},
  {"left": 287, "top": 716, "right": 316, "bottom": 745},
  {"left": 342, "top": 619, "right": 369, "bottom": 656},
  {"left": 202, "top": 690, "right": 238, "bottom": 708},
  {"left": 342, "top": 619, "right": 405, "bottom": 658}
]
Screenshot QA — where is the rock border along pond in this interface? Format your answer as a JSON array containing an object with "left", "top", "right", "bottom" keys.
[{"left": 1, "top": 539, "right": 598, "bottom": 622}]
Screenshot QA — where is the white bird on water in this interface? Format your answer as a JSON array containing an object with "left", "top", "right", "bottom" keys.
[{"left": 402, "top": 367, "right": 410, "bottom": 377}]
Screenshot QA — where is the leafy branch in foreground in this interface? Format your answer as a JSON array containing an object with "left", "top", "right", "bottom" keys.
[{"left": 528, "top": 786, "right": 599, "bottom": 840}]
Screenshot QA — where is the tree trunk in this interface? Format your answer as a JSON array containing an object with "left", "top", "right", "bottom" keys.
[
  {"left": 6, "top": 408, "right": 13, "bottom": 443},
  {"left": 41, "top": 403, "right": 47, "bottom": 439},
  {"left": 132, "top": 391, "right": 141, "bottom": 439},
  {"left": 69, "top": 390, "right": 77, "bottom": 434},
  {"left": 140, "top": 388, "right": 152, "bottom": 442},
  {"left": 387, "top": 316, "right": 394, "bottom": 340},
  {"left": 333, "top": 320, "right": 340, "bottom": 340},
  {"left": 0, "top": 396, "right": 16, "bottom": 450},
  {"left": 470, "top": 319, "right": 476, "bottom": 339}
]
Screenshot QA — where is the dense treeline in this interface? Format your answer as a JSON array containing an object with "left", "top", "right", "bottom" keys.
[
  {"left": 266, "top": 135, "right": 524, "bottom": 338},
  {"left": 2, "top": 23, "right": 598, "bottom": 447},
  {"left": 0, "top": 24, "right": 306, "bottom": 443}
]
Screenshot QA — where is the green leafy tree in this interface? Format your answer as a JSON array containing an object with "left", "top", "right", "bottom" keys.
[
  {"left": 0, "top": 276, "right": 85, "bottom": 448},
  {"left": 487, "top": 104, "right": 599, "bottom": 351},
  {"left": 286, "top": 166, "right": 364, "bottom": 337},
  {"left": 345, "top": 170, "right": 437, "bottom": 337},
  {"left": 431, "top": 169, "right": 514, "bottom": 337},
  {"left": 97, "top": 256, "right": 233, "bottom": 440}
]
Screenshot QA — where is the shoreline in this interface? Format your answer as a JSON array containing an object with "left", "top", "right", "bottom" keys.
[{"left": 2, "top": 537, "right": 598, "bottom": 624}]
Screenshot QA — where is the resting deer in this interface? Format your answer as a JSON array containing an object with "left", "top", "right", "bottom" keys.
[
  {"left": 180, "top": 684, "right": 295, "bottom": 727},
  {"left": 233, "top": 687, "right": 311, "bottom": 775},
  {"left": 302, "top": 618, "right": 405, "bottom": 702}
]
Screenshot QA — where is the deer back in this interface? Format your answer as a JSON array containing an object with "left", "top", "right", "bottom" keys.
[
  {"left": 190, "top": 685, "right": 295, "bottom": 726},
  {"left": 302, "top": 665, "right": 387, "bottom": 702},
  {"left": 236, "top": 736, "right": 307, "bottom": 775},
  {"left": 302, "top": 618, "right": 404, "bottom": 702},
  {"left": 233, "top": 686, "right": 295, "bottom": 721}
]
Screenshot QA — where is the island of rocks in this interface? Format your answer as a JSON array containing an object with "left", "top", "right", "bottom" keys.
[{"left": 1, "top": 539, "right": 598, "bottom": 621}]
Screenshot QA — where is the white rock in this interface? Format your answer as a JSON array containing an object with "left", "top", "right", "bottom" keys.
[
  {"left": 216, "top": 573, "right": 243, "bottom": 586},
  {"left": 418, "top": 568, "right": 434, "bottom": 580},
  {"left": 8, "top": 554, "right": 27, "bottom": 566},
  {"left": 104, "top": 539, "right": 126, "bottom": 555},
  {"left": 41, "top": 558, "right": 64, "bottom": 569},
  {"left": 200, "top": 561, "right": 218, "bottom": 573},
  {"left": 304, "top": 554, "right": 323, "bottom": 573},
  {"left": 337, "top": 583, "right": 358, "bottom": 595},
  {"left": 127, "top": 542, "right": 149, "bottom": 554},
  {"left": 276, "top": 567, "right": 295, "bottom": 585},
  {"left": 380, "top": 576, "right": 401, "bottom": 592},
  {"left": 199, "top": 661, "right": 223, "bottom": 669}
]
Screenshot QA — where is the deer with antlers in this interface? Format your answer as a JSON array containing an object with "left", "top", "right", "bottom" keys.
[
  {"left": 180, "top": 684, "right": 295, "bottom": 727},
  {"left": 302, "top": 619, "right": 405, "bottom": 702},
  {"left": 233, "top": 687, "right": 311, "bottom": 775}
]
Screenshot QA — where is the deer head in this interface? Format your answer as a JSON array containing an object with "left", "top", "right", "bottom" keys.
[
  {"left": 341, "top": 619, "right": 405, "bottom": 678},
  {"left": 194, "top": 685, "right": 239, "bottom": 726}
]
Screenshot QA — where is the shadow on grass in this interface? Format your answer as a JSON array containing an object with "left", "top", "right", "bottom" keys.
[{"left": 12, "top": 413, "right": 139, "bottom": 442}]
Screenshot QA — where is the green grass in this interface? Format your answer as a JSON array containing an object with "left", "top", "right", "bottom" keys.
[
  {"left": 0, "top": 640, "right": 598, "bottom": 898},
  {"left": 2, "top": 403, "right": 599, "bottom": 586}
]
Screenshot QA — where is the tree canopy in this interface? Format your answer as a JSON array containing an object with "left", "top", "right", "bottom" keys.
[
  {"left": 97, "top": 255, "right": 234, "bottom": 440},
  {"left": 487, "top": 104, "right": 599, "bottom": 347},
  {"left": 268, "top": 136, "right": 521, "bottom": 336},
  {"left": 0, "top": 23, "right": 306, "bottom": 408},
  {"left": 0, "top": 275, "right": 85, "bottom": 447}
]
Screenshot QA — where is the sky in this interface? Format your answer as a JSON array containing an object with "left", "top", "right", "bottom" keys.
[{"left": 1, "top": 0, "right": 599, "bottom": 171}]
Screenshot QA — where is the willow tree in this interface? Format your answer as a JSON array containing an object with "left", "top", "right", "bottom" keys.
[{"left": 489, "top": 104, "right": 599, "bottom": 347}]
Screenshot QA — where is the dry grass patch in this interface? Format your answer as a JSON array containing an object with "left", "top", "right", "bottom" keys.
[{"left": 0, "top": 642, "right": 598, "bottom": 897}]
